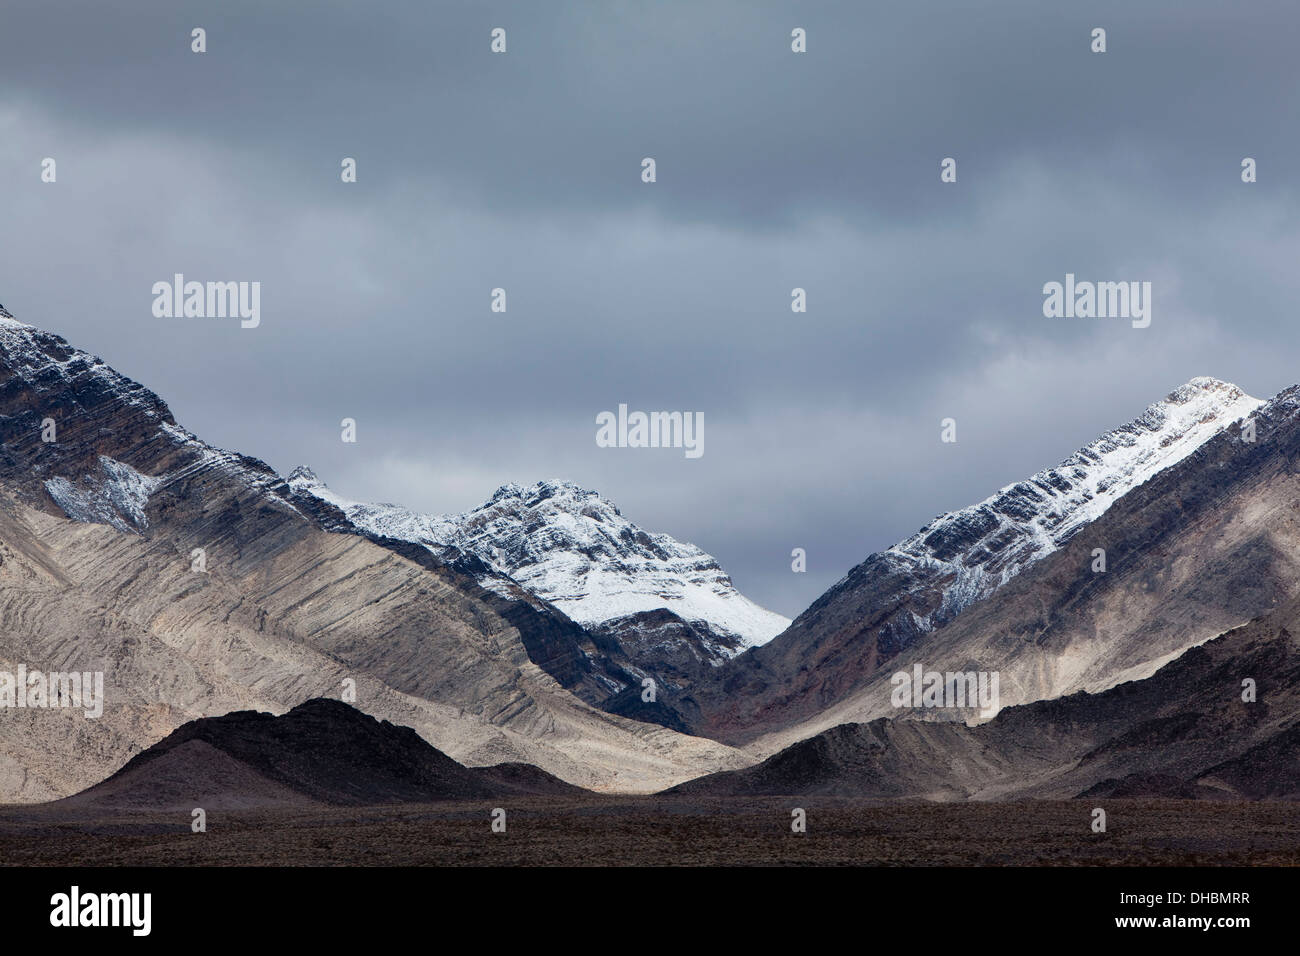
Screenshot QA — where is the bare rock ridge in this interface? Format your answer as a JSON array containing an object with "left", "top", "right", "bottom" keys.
[
  {"left": 59, "top": 698, "right": 586, "bottom": 811},
  {"left": 0, "top": 309, "right": 749, "bottom": 800},
  {"left": 668, "top": 594, "right": 1300, "bottom": 800},
  {"left": 686, "top": 378, "right": 1269, "bottom": 744}
]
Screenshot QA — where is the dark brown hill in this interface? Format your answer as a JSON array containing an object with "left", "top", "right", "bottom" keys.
[{"left": 59, "top": 699, "right": 587, "bottom": 811}]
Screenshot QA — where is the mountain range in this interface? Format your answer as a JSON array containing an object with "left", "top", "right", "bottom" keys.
[{"left": 0, "top": 303, "right": 1296, "bottom": 806}]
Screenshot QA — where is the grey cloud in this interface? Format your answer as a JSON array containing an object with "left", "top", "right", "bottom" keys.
[{"left": 1, "top": 0, "right": 1297, "bottom": 616}]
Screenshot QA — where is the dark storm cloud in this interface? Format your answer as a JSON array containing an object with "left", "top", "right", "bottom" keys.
[{"left": 2, "top": 0, "right": 1299, "bottom": 615}]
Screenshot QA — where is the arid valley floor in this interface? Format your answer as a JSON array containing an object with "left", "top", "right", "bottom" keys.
[{"left": 1, "top": 798, "right": 1296, "bottom": 867}]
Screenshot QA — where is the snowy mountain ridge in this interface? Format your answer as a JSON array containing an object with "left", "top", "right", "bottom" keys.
[
  {"left": 287, "top": 471, "right": 791, "bottom": 652},
  {"left": 879, "top": 376, "right": 1263, "bottom": 633}
]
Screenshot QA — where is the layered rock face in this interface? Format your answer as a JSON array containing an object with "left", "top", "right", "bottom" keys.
[{"left": 0, "top": 312, "right": 749, "bottom": 801}]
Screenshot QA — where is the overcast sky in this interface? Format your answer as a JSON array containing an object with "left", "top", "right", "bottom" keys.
[{"left": 2, "top": 0, "right": 1299, "bottom": 617}]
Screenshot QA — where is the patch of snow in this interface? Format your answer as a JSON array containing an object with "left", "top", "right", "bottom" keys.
[{"left": 45, "top": 456, "right": 163, "bottom": 534}]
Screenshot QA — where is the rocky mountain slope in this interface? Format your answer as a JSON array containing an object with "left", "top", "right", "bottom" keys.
[
  {"left": 669, "top": 593, "right": 1300, "bottom": 800},
  {"left": 685, "top": 378, "right": 1270, "bottom": 745},
  {"left": 57, "top": 698, "right": 586, "bottom": 811},
  {"left": 0, "top": 310, "right": 750, "bottom": 801},
  {"left": 730, "top": 381, "right": 1300, "bottom": 753}
]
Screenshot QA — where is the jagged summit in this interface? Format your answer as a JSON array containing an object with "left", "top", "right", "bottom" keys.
[
  {"left": 285, "top": 465, "right": 320, "bottom": 485},
  {"left": 1174, "top": 375, "right": 1237, "bottom": 394},
  {"left": 288, "top": 470, "right": 791, "bottom": 651},
  {"left": 486, "top": 478, "right": 615, "bottom": 512},
  {"left": 289, "top": 471, "right": 611, "bottom": 522}
]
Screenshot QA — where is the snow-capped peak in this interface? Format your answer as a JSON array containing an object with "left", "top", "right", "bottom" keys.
[
  {"left": 287, "top": 473, "right": 791, "bottom": 651},
  {"left": 879, "top": 377, "right": 1262, "bottom": 629}
]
